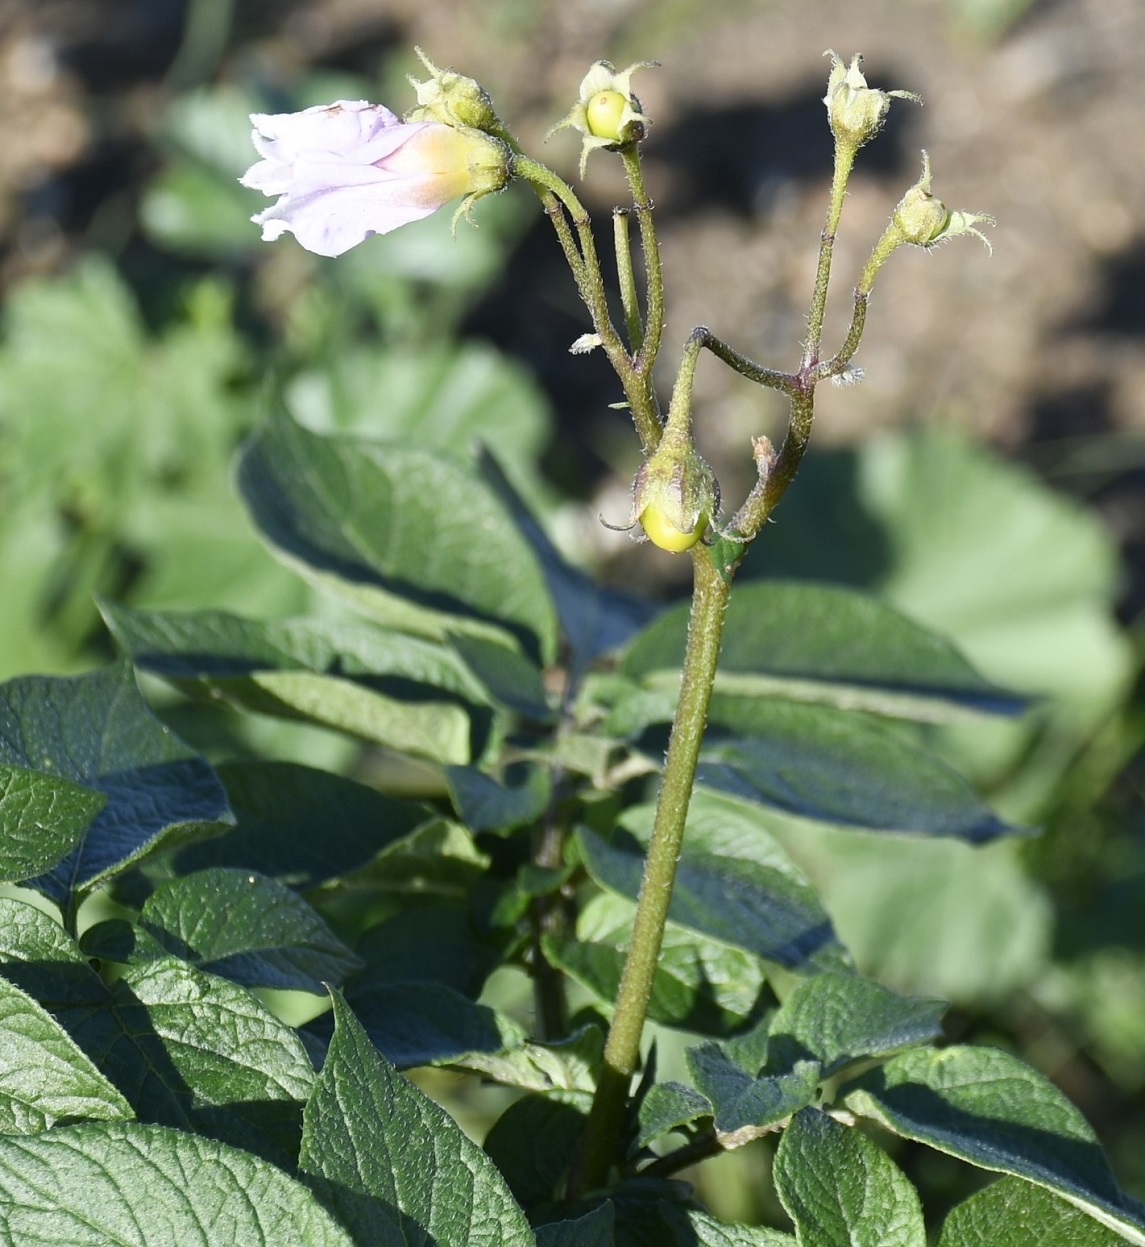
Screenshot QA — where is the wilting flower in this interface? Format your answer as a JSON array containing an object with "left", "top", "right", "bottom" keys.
[{"left": 241, "top": 100, "right": 509, "bottom": 257}]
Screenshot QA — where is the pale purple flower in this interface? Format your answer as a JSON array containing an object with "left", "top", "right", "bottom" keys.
[{"left": 240, "top": 100, "right": 508, "bottom": 257}]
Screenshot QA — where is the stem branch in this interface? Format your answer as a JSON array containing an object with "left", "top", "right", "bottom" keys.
[
  {"left": 613, "top": 209, "right": 644, "bottom": 354},
  {"left": 802, "top": 143, "right": 856, "bottom": 370}
]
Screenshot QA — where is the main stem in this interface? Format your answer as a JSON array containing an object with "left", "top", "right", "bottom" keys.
[{"left": 574, "top": 549, "right": 731, "bottom": 1192}]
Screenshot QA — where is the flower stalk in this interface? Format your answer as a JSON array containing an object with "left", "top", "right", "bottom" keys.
[{"left": 573, "top": 543, "right": 731, "bottom": 1192}]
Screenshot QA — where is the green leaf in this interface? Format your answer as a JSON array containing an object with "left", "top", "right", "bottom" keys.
[
  {"left": 575, "top": 1193, "right": 796, "bottom": 1246},
  {"left": 142, "top": 161, "right": 259, "bottom": 257},
  {"left": 130, "top": 867, "right": 362, "bottom": 992},
  {"left": 546, "top": 892, "right": 768, "bottom": 1035},
  {"left": 788, "top": 828, "right": 1052, "bottom": 1006},
  {"left": 576, "top": 825, "right": 846, "bottom": 975},
  {"left": 448, "top": 631, "right": 554, "bottom": 720},
  {"left": 0, "top": 662, "right": 232, "bottom": 905},
  {"left": 0, "top": 975, "right": 133, "bottom": 1133},
  {"left": 477, "top": 448, "right": 656, "bottom": 668},
  {"left": 0, "top": 763, "right": 105, "bottom": 883},
  {"left": 299, "top": 991, "right": 533, "bottom": 1247},
  {"left": 483, "top": 1091, "right": 591, "bottom": 1206},
  {"left": 0, "top": 901, "right": 313, "bottom": 1161},
  {"left": 938, "top": 1176, "right": 1129, "bottom": 1246},
  {"left": 288, "top": 343, "right": 552, "bottom": 512},
  {"left": 774, "top": 1108, "right": 926, "bottom": 1247},
  {"left": 450, "top": 1023, "right": 603, "bottom": 1094},
  {"left": 686, "top": 1045, "right": 821, "bottom": 1146},
  {"left": 843, "top": 1045, "right": 1145, "bottom": 1244},
  {"left": 353, "top": 904, "right": 493, "bottom": 997},
  {"left": 99, "top": 958, "right": 317, "bottom": 1161},
  {"left": 0, "top": 258, "right": 246, "bottom": 517},
  {"left": 334, "top": 816, "right": 490, "bottom": 918},
  {"left": 157, "top": 82, "right": 267, "bottom": 176},
  {"left": 739, "top": 431, "right": 1133, "bottom": 816},
  {"left": 622, "top": 581, "right": 1022, "bottom": 722},
  {"left": 535, "top": 1203, "right": 615, "bottom": 1247},
  {"left": 326, "top": 980, "right": 524, "bottom": 1070},
  {"left": 101, "top": 601, "right": 487, "bottom": 698},
  {"left": 235, "top": 414, "right": 558, "bottom": 663},
  {"left": 447, "top": 762, "right": 553, "bottom": 833},
  {"left": 215, "top": 668, "right": 473, "bottom": 763},
  {"left": 0, "top": 1121, "right": 355, "bottom": 1244},
  {"left": 856, "top": 431, "right": 1127, "bottom": 711},
  {"left": 637, "top": 1081, "right": 714, "bottom": 1148},
  {"left": 143, "top": 84, "right": 286, "bottom": 256},
  {"left": 176, "top": 760, "right": 428, "bottom": 888},
  {"left": 117, "top": 960, "right": 316, "bottom": 1155},
  {"left": 661, "top": 1206, "right": 796, "bottom": 1245},
  {"left": 0, "top": 258, "right": 284, "bottom": 663},
  {"left": 767, "top": 972, "right": 946, "bottom": 1076},
  {"left": 695, "top": 698, "right": 1021, "bottom": 841},
  {"left": 0, "top": 895, "right": 96, "bottom": 988},
  {"left": 102, "top": 601, "right": 489, "bottom": 763}
]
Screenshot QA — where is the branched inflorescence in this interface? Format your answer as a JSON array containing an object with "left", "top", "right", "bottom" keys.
[{"left": 241, "top": 48, "right": 993, "bottom": 1192}]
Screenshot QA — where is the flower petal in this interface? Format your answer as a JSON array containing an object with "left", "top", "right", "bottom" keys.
[{"left": 240, "top": 98, "right": 508, "bottom": 255}]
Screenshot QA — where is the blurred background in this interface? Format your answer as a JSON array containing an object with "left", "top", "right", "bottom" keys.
[{"left": 1, "top": 0, "right": 1142, "bottom": 1224}]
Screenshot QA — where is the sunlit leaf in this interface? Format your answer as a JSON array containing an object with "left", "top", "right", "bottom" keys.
[
  {"left": 0, "top": 1122, "right": 354, "bottom": 1245},
  {"left": 236, "top": 414, "right": 558, "bottom": 663},
  {"left": 774, "top": 1108, "right": 926, "bottom": 1246},
  {"left": 0, "top": 763, "right": 105, "bottom": 884},
  {"left": 299, "top": 992, "right": 532, "bottom": 1247},
  {"left": 844, "top": 1045, "right": 1145, "bottom": 1244}
]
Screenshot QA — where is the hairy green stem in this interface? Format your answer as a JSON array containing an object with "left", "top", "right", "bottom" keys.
[
  {"left": 514, "top": 155, "right": 626, "bottom": 366},
  {"left": 573, "top": 549, "right": 731, "bottom": 1192},
  {"left": 620, "top": 147, "right": 664, "bottom": 375},
  {"left": 613, "top": 209, "right": 644, "bottom": 353},
  {"left": 802, "top": 142, "right": 856, "bottom": 369},
  {"left": 640, "top": 1130, "right": 725, "bottom": 1179},
  {"left": 515, "top": 153, "right": 661, "bottom": 451},
  {"left": 733, "top": 388, "right": 816, "bottom": 541},
  {"left": 817, "top": 290, "right": 868, "bottom": 380},
  {"left": 699, "top": 329, "right": 798, "bottom": 397}
]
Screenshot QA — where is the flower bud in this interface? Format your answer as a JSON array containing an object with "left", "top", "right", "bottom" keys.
[
  {"left": 630, "top": 427, "right": 717, "bottom": 553},
  {"left": 549, "top": 59, "right": 657, "bottom": 178},
  {"left": 823, "top": 50, "right": 919, "bottom": 149},
  {"left": 406, "top": 47, "right": 501, "bottom": 133},
  {"left": 892, "top": 151, "right": 995, "bottom": 251}
]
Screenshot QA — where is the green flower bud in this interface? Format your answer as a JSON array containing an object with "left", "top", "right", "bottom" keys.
[
  {"left": 406, "top": 47, "right": 501, "bottom": 133},
  {"left": 892, "top": 151, "right": 995, "bottom": 251},
  {"left": 823, "top": 50, "right": 920, "bottom": 149},
  {"left": 549, "top": 59, "right": 657, "bottom": 178}
]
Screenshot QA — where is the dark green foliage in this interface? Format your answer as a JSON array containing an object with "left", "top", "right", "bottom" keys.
[{"left": 1, "top": 356, "right": 1140, "bottom": 1240}]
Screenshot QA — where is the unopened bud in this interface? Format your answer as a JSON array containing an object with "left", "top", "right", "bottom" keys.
[
  {"left": 407, "top": 47, "right": 501, "bottom": 133},
  {"left": 823, "top": 51, "right": 920, "bottom": 149},
  {"left": 892, "top": 151, "right": 995, "bottom": 251}
]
